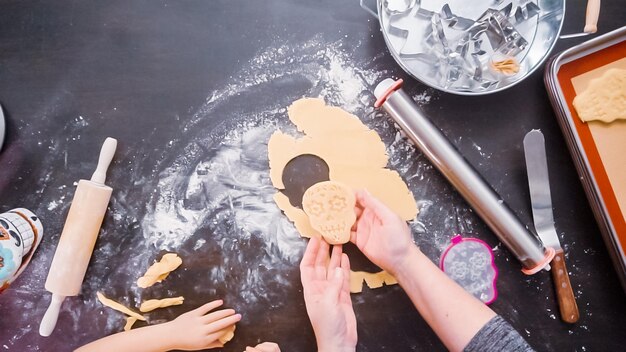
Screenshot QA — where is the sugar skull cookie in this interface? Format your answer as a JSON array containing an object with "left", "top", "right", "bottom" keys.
[{"left": 302, "top": 181, "right": 356, "bottom": 245}]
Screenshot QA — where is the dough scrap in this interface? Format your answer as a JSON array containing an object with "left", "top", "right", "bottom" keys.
[
  {"left": 573, "top": 68, "right": 626, "bottom": 123},
  {"left": 124, "top": 317, "right": 138, "bottom": 331},
  {"left": 362, "top": 272, "right": 385, "bottom": 289},
  {"left": 349, "top": 271, "right": 398, "bottom": 293},
  {"left": 490, "top": 57, "right": 520, "bottom": 75},
  {"left": 218, "top": 324, "right": 236, "bottom": 345},
  {"left": 96, "top": 292, "right": 146, "bottom": 321},
  {"left": 379, "top": 270, "right": 398, "bottom": 285},
  {"left": 302, "top": 181, "right": 356, "bottom": 244},
  {"left": 139, "top": 296, "right": 185, "bottom": 313},
  {"left": 350, "top": 271, "right": 365, "bottom": 293},
  {"left": 137, "top": 253, "right": 183, "bottom": 288}
]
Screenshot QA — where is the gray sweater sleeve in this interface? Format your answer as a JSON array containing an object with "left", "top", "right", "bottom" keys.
[{"left": 463, "top": 315, "right": 535, "bottom": 352}]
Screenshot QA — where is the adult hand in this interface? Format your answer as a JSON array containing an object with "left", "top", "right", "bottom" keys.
[
  {"left": 300, "top": 237, "right": 357, "bottom": 352},
  {"left": 169, "top": 300, "right": 241, "bottom": 350},
  {"left": 351, "top": 190, "right": 418, "bottom": 275},
  {"left": 245, "top": 342, "right": 281, "bottom": 352}
]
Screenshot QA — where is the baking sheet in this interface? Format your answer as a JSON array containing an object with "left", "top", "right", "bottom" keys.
[
  {"left": 555, "top": 38, "right": 626, "bottom": 264},
  {"left": 571, "top": 59, "right": 626, "bottom": 226}
]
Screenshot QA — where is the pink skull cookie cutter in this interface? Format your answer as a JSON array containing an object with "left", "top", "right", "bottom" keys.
[{"left": 440, "top": 235, "right": 498, "bottom": 305}]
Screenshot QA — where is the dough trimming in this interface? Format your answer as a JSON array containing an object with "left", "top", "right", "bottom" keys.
[
  {"left": 137, "top": 253, "right": 183, "bottom": 288},
  {"left": 139, "top": 296, "right": 185, "bottom": 313},
  {"left": 96, "top": 291, "right": 146, "bottom": 321}
]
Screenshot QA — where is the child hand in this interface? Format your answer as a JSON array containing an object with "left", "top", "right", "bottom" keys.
[
  {"left": 300, "top": 237, "right": 357, "bottom": 352},
  {"left": 245, "top": 342, "right": 281, "bottom": 352},
  {"left": 168, "top": 300, "right": 241, "bottom": 350}
]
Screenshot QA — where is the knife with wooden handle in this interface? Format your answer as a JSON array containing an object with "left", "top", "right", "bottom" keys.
[{"left": 523, "top": 130, "right": 580, "bottom": 324}]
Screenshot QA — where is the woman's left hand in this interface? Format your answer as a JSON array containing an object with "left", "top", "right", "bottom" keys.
[{"left": 300, "top": 237, "right": 357, "bottom": 352}]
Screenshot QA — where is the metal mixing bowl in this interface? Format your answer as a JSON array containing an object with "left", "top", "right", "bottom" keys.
[{"left": 363, "top": 0, "right": 565, "bottom": 95}]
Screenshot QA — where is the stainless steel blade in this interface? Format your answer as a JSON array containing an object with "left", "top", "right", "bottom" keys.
[
  {"left": 524, "top": 129, "right": 580, "bottom": 323},
  {"left": 523, "top": 129, "right": 561, "bottom": 250}
]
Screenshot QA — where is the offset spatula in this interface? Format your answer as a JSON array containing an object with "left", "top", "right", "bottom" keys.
[{"left": 524, "top": 130, "right": 580, "bottom": 323}]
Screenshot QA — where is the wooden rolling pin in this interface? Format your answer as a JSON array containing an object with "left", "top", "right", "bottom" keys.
[{"left": 39, "top": 138, "right": 117, "bottom": 337}]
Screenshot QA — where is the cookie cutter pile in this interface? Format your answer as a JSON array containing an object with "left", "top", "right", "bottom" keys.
[{"left": 366, "top": 0, "right": 564, "bottom": 94}]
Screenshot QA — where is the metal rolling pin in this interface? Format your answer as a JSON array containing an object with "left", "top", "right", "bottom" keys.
[{"left": 374, "top": 78, "right": 554, "bottom": 274}]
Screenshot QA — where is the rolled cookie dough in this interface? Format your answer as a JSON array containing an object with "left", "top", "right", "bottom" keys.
[
  {"left": 302, "top": 181, "right": 356, "bottom": 244},
  {"left": 490, "top": 57, "right": 520, "bottom": 76},
  {"left": 139, "top": 296, "right": 185, "bottom": 313},
  {"left": 268, "top": 98, "right": 418, "bottom": 238},
  {"left": 137, "top": 253, "right": 183, "bottom": 288},
  {"left": 96, "top": 292, "right": 146, "bottom": 321},
  {"left": 269, "top": 98, "right": 418, "bottom": 293},
  {"left": 349, "top": 270, "right": 398, "bottom": 293}
]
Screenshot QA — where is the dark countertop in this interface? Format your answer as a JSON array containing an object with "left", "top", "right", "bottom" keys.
[{"left": 0, "top": 1, "right": 624, "bottom": 351}]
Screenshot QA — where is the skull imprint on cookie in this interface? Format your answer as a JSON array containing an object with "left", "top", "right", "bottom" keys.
[{"left": 302, "top": 181, "right": 356, "bottom": 244}]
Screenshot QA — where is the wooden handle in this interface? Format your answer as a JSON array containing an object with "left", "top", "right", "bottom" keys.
[
  {"left": 39, "top": 293, "right": 65, "bottom": 337},
  {"left": 91, "top": 137, "right": 117, "bottom": 184},
  {"left": 584, "top": 0, "right": 601, "bottom": 33},
  {"left": 550, "top": 249, "right": 580, "bottom": 323}
]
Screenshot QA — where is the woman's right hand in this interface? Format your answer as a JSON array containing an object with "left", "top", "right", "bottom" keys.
[{"left": 351, "top": 190, "right": 419, "bottom": 275}]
